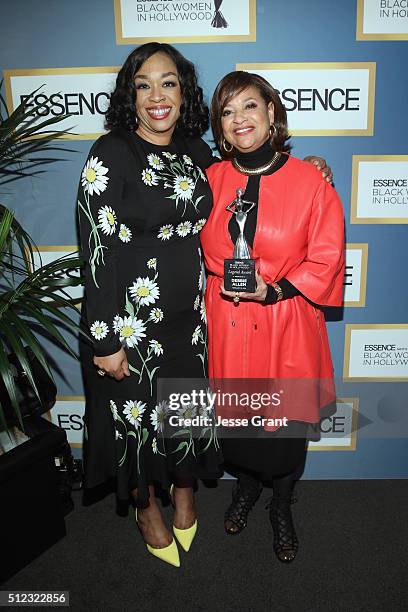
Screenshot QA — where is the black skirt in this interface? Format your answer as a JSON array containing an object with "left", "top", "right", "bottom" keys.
[{"left": 220, "top": 420, "right": 308, "bottom": 480}]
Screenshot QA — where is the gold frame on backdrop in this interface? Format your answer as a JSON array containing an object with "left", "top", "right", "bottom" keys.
[
  {"left": 344, "top": 243, "right": 368, "bottom": 308},
  {"left": 308, "top": 397, "right": 359, "bottom": 452},
  {"left": 3, "top": 67, "right": 120, "bottom": 140},
  {"left": 356, "top": 0, "right": 408, "bottom": 41},
  {"left": 25, "top": 245, "right": 79, "bottom": 272},
  {"left": 114, "top": 0, "right": 257, "bottom": 44},
  {"left": 236, "top": 62, "right": 376, "bottom": 136},
  {"left": 45, "top": 396, "right": 85, "bottom": 448},
  {"left": 343, "top": 324, "right": 408, "bottom": 382},
  {"left": 351, "top": 155, "right": 408, "bottom": 224},
  {"left": 32, "top": 245, "right": 79, "bottom": 256}
]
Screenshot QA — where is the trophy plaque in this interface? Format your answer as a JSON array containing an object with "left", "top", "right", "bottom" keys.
[{"left": 224, "top": 188, "right": 257, "bottom": 293}]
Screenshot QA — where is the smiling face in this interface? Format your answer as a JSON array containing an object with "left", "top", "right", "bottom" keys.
[
  {"left": 134, "top": 52, "right": 182, "bottom": 145},
  {"left": 221, "top": 86, "right": 274, "bottom": 154}
]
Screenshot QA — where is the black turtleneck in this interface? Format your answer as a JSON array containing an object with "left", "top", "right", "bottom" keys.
[{"left": 228, "top": 141, "right": 299, "bottom": 305}]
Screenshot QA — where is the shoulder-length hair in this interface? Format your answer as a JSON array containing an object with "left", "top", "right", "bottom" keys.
[
  {"left": 210, "top": 71, "right": 291, "bottom": 159},
  {"left": 105, "top": 42, "right": 209, "bottom": 137}
]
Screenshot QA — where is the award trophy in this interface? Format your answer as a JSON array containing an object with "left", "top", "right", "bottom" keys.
[{"left": 224, "top": 188, "right": 257, "bottom": 293}]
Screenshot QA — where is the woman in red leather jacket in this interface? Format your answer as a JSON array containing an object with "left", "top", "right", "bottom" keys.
[{"left": 200, "top": 71, "right": 344, "bottom": 563}]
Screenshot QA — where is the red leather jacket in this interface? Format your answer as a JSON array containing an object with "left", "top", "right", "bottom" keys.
[{"left": 200, "top": 155, "right": 345, "bottom": 429}]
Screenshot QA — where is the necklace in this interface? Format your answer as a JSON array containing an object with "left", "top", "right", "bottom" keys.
[{"left": 232, "top": 151, "right": 281, "bottom": 176}]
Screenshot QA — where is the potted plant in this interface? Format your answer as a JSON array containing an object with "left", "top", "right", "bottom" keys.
[{"left": 0, "top": 87, "right": 83, "bottom": 583}]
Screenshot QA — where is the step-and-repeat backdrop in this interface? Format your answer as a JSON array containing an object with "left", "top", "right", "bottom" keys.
[{"left": 1, "top": 0, "right": 407, "bottom": 477}]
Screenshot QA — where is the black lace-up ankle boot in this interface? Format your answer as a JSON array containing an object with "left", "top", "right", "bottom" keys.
[
  {"left": 266, "top": 494, "right": 298, "bottom": 562},
  {"left": 224, "top": 473, "right": 262, "bottom": 535}
]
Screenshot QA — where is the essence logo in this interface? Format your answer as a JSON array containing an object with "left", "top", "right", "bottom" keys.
[
  {"left": 343, "top": 244, "right": 368, "bottom": 307},
  {"left": 364, "top": 344, "right": 396, "bottom": 351},
  {"left": 3, "top": 67, "right": 119, "bottom": 139},
  {"left": 344, "top": 266, "right": 353, "bottom": 287},
  {"left": 49, "top": 397, "right": 86, "bottom": 447},
  {"left": 277, "top": 87, "right": 360, "bottom": 112},
  {"left": 236, "top": 62, "right": 376, "bottom": 135},
  {"left": 56, "top": 413, "right": 84, "bottom": 432},
  {"left": 309, "top": 399, "right": 358, "bottom": 451},
  {"left": 20, "top": 91, "right": 110, "bottom": 118},
  {"left": 29, "top": 247, "right": 83, "bottom": 305}
]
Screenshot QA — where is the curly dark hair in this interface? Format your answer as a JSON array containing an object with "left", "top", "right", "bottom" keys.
[
  {"left": 211, "top": 71, "right": 292, "bottom": 159},
  {"left": 105, "top": 42, "right": 209, "bottom": 137}
]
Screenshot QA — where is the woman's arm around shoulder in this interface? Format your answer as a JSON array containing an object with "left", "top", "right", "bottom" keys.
[{"left": 187, "top": 137, "right": 221, "bottom": 170}]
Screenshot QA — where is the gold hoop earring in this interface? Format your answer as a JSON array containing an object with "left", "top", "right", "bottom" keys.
[
  {"left": 222, "top": 138, "right": 233, "bottom": 153},
  {"left": 269, "top": 123, "right": 276, "bottom": 139}
]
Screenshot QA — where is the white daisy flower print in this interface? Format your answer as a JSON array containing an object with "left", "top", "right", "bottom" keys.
[
  {"left": 196, "top": 402, "right": 209, "bottom": 418},
  {"left": 198, "top": 167, "right": 207, "bottom": 182},
  {"left": 98, "top": 206, "right": 117, "bottom": 236},
  {"left": 147, "top": 258, "right": 157, "bottom": 270},
  {"left": 81, "top": 156, "right": 109, "bottom": 196},
  {"left": 123, "top": 400, "right": 146, "bottom": 428},
  {"left": 129, "top": 277, "right": 160, "bottom": 306},
  {"left": 192, "top": 325, "right": 201, "bottom": 345},
  {"left": 149, "top": 307, "right": 164, "bottom": 323},
  {"left": 163, "top": 152, "right": 176, "bottom": 160},
  {"left": 176, "top": 221, "right": 192, "bottom": 238},
  {"left": 118, "top": 224, "right": 132, "bottom": 243},
  {"left": 183, "top": 155, "right": 193, "bottom": 166},
  {"left": 193, "top": 295, "right": 200, "bottom": 310},
  {"left": 152, "top": 437, "right": 158, "bottom": 454},
  {"left": 198, "top": 269, "right": 204, "bottom": 291},
  {"left": 110, "top": 400, "right": 119, "bottom": 421},
  {"left": 193, "top": 218, "right": 207, "bottom": 234},
  {"left": 200, "top": 299, "right": 206, "bottom": 324},
  {"left": 142, "top": 168, "right": 159, "bottom": 186},
  {"left": 90, "top": 320, "right": 109, "bottom": 340},
  {"left": 173, "top": 175, "right": 194, "bottom": 201},
  {"left": 112, "top": 314, "right": 121, "bottom": 334},
  {"left": 149, "top": 339, "right": 163, "bottom": 356},
  {"left": 158, "top": 224, "right": 174, "bottom": 241},
  {"left": 147, "top": 153, "right": 164, "bottom": 170},
  {"left": 116, "top": 316, "right": 146, "bottom": 347},
  {"left": 178, "top": 403, "right": 196, "bottom": 420},
  {"left": 150, "top": 401, "right": 168, "bottom": 432}
]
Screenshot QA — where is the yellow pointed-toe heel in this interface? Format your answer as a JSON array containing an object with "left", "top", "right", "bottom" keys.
[
  {"left": 145, "top": 539, "right": 180, "bottom": 567},
  {"left": 135, "top": 509, "right": 180, "bottom": 568},
  {"left": 169, "top": 484, "right": 198, "bottom": 552},
  {"left": 173, "top": 520, "right": 198, "bottom": 553}
]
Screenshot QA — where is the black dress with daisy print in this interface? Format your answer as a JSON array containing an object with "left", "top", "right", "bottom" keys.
[{"left": 78, "top": 128, "right": 222, "bottom": 506}]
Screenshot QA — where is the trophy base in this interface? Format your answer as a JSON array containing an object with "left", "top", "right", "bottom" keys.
[{"left": 224, "top": 259, "right": 256, "bottom": 292}]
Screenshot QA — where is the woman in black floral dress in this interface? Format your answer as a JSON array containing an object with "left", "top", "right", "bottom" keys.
[{"left": 78, "top": 43, "right": 221, "bottom": 567}]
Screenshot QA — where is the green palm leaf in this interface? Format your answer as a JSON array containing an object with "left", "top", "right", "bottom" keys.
[
  {"left": 0, "top": 340, "right": 23, "bottom": 429},
  {"left": 0, "top": 83, "right": 82, "bottom": 433},
  {"left": 0, "top": 82, "right": 75, "bottom": 186}
]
